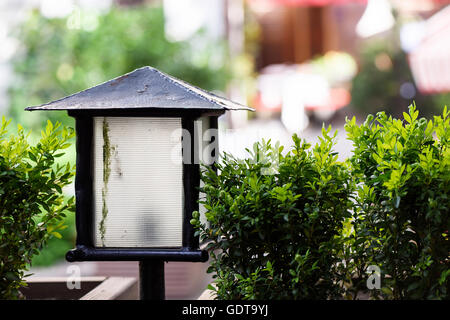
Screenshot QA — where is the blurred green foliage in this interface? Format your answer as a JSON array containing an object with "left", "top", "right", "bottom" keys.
[
  {"left": 8, "top": 5, "right": 229, "bottom": 131},
  {"left": 350, "top": 39, "right": 450, "bottom": 118}
]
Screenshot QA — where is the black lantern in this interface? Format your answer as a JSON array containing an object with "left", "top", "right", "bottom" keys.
[{"left": 26, "top": 66, "right": 252, "bottom": 299}]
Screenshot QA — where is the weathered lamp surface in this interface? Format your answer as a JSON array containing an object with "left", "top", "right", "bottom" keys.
[
  {"left": 26, "top": 66, "right": 252, "bottom": 261},
  {"left": 93, "top": 117, "right": 183, "bottom": 248},
  {"left": 26, "top": 66, "right": 250, "bottom": 111}
]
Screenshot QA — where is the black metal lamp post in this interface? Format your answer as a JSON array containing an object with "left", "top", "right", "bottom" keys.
[{"left": 25, "top": 66, "right": 252, "bottom": 300}]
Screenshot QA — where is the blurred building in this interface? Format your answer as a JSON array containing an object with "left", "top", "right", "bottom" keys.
[
  {"left": 246, "top": 0, "right": 366, "bottom": 129},
  {"left": 242, "top": 0, "right": 449, "bottom": 130},
  {"left": 248, "top": 0, "right": 366, "bottom": 68},
  {"left": 246, "top": 0, "right": 448, "bottom": 69}
]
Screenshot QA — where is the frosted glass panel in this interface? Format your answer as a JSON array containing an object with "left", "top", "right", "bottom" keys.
[
  {"left": 93, "top": 117, "right": 183, "bottom": 248},
  {"left": 195, "top": 117, "right": 210, "bottom": 228}
]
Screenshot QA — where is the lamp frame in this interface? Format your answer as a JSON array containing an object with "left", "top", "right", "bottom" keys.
[{"left": 65, "top": 108, "right": 222, "bottom": 263}]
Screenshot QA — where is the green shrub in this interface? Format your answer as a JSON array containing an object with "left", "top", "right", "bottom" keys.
[
  {"left": 0, "top": 118, "right": 75, "bottom": 299},
  {"left": 191, "top": 127, "right": 354, "bottom": 299},
  {"left": 344, "top": 105, "right": 449, "bottom": 299}
]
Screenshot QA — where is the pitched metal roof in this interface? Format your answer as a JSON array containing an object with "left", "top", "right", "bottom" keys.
[{"left": 25, "top": 66, "right": 253, "bottom": 112}]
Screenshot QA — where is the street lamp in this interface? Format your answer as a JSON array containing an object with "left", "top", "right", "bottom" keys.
[{"left": 25, "top": 66, "right": 252, "bottom": 299}]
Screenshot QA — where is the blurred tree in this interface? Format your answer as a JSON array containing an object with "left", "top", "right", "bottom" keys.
[{"left": 7, "top": 5, "right": 229, "bottom": 131}]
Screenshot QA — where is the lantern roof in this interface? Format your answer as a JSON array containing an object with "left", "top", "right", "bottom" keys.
[{"left": 25, "top": 66, "right": 253, "bottom": 112}]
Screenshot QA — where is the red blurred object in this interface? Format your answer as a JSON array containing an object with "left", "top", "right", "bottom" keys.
[
  {"left": 409, "top": 5, "right": 450, "bottom": 94},
  {"left": 253, "top": 92, "right": 282, "bottom": 112},
  {"left": 271, "top": 0, "right": 367, "bottom": 5},
  {"left": 248, "top": 0, "right": 450, "bottom": 7},
  {"left": 253, "top": 87, "right": 350, "bottom": 112},
  {"left": 305, "top": 87, "right": 351, "bottom": 111}
]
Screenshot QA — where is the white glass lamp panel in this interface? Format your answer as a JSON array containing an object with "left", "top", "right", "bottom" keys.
[
  {"left": 93, "top": 117, "right": 183, "bottom": 248},
  {"left": 199, "top": 178, "right": 208, "bottom": 228},
  {"left": 195, "top": 117, "right": 212, "bottom": 228}
]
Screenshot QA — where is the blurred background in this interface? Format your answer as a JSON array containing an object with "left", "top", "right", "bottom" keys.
[{"left": 1, "top": 0, "right": 449, "bottom": 299}]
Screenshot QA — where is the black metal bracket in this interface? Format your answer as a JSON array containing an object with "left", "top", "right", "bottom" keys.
[{"left": 66, "top": 245, "right": 208, "bottom": 262}]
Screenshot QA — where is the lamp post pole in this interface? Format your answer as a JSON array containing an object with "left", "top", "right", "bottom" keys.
[{"left": 139, "top": 260, "right": 165, "bottom": 300}]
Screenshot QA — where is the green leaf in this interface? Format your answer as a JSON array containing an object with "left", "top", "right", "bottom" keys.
[
  {"left": 207, "top": 284, "right": 216, "bottom": 292},
  {"left": 51, "top": 231, "right": 62, "bottom": 239},
  {"left": 381, "top": 287, "right": 393, "bottom": 296},
  {"left": 373, "top": 153, "right": 382, "bottom": 164},
  {"left": 407, "top": 282, "right": 421, "bottom": 292},
  {"left": 403, "top": 112, "right": 412, "bottom": 124}
]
